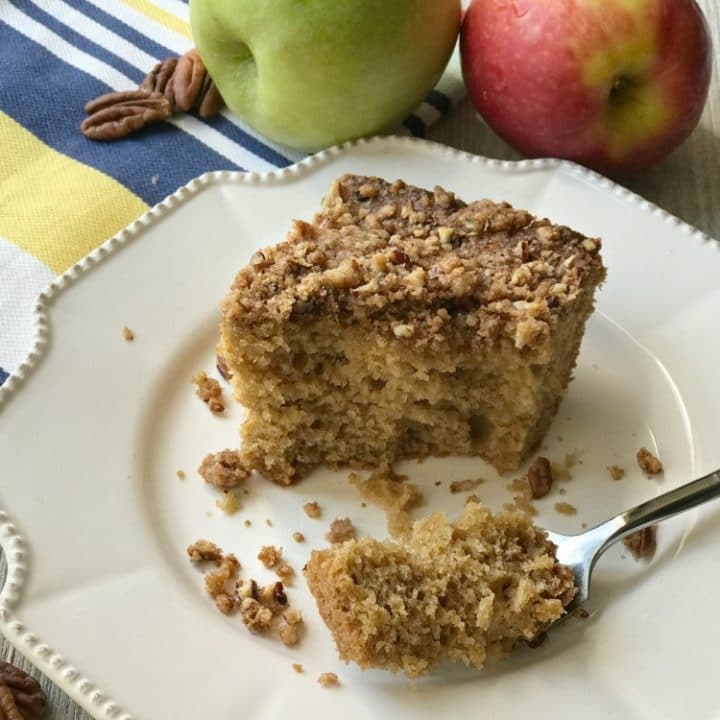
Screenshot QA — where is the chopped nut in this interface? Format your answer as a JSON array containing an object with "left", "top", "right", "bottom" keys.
[
  {"left": 216, "top": 490, "right": 241, "bottom": 515},
  {"left": 176, "top": 469, "right": 186, "bottom": 479},
  {"left": 0, "top": 661, "right": 47, "bottom": 720},
  {"left": 318, "top": 672, "right": 339, "bottom": 687},
  {"left": 623, "top": 526, "right": 657, "bottom": 560},
  {"left": 292, "top": 531, "right": 305, "bottom": 543},
  {"left": 554, "top": 501, "right": 577, "bottom": 516},
  {"left": 449, "top": 477, "right": 484, "bottom": 494},
  {"left": 204, "top": 554, "right": 240, "bottom": 597},
  {"left": 276, "top": 563, "right": 295, "bottom": 584},
  {"left": 326, "top": 517, "right": 356, "bottom": 544},
  {"left": 240, "top": 597, "right": 273, "bottom": 633},
  {"left": 258, "top": 581, "right": 287, "bottom": 611},
  {"left": 527, "top": 456, "right": 553, "bottom": 498},
  {"left": 607, "top": 464, "right": 625, "bottom": 481},
  {"left": 122, "top": 325, "right": 134, "bottom": 341},
  {"left": 285, "top": 607, "right": 303, "bottom": 625},
  {"left": 192, "top": 370, "right": 225, "bottom": 414},
  {"left": 244, "top": 519, "right": 252, "bottom": 527},
  {"left": 187, "top": 539, "right": 223, "bottom": 564},
  {"left": 258, "top": 545, "right": 281, "bottom": 569},
  {"left": 292, "top": 663, "right": 304, "bottom": 673},
  {"left": 637, "top": 447, "right": 663, "bottom": 475},
  {"left": 215, "top": 593, "right": 236, "bottom": 614},
  {"left": 437, "top": 226, "right": 454, "bottom": 245},
  {"left": 237, "top": 578, "right": 258, "bottom": 600},
  {"left": 198, "top": 449, "right": 250, "bottom": 490},
  {"left": 280, "top": 621, "right": 302, "bottom": 647},
  {"left": 303, "top": 501, "right": 322, "bottom": 519}
]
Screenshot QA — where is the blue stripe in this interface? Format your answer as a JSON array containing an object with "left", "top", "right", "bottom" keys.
[
  {"left": 13, "top": 0, "right": 145, "bottom": 84},
  {"left": 403, "top": 114, "right": 425, "bottom": 138},
  {"left": 70, "top": 0, "right": 176, "bottom": 61},
  {"left": 0, "top": 22, "right": 241, "bottom": 204},
  {"left": 0, "top": 366, "right": 8, "bottom": 386},
  {"left": 15, "top": 0, "right": 292, "bottom": 168},
  {"left": 425, "top": 89, "right": 452, "bottom": 115}
]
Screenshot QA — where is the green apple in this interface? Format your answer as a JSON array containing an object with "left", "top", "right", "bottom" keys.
[{"left": 190, "top": 0, "right": 461, "bottom": 151}]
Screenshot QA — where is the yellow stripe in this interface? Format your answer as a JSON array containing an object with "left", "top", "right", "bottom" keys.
[
  {"left": 0, "top": 112, "right": 148, "bottom": 275},
  {"left": 120, "top": 0, "right": 191, "bottom": 39}
]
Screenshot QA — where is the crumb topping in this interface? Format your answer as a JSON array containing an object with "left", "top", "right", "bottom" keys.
[
  {"left": 223, "top": 175, "right": 605, "bottom": 351},
  {"left": 607, "top": 464, "right": 625, "bottom": 481},
  {"left": 637, "top": 447, "right": 663, "bottom": 475},
  {"left": 326, "top": 517, "right": 356, "bottom": 544},
  {"left": 122, "top": 325, "right": 134, "bottom": 341},
  {"left": 198, "top": 449, "right": 250, "bottom": 490},
  {"left": 317, "top": 672, "right": 339, "bottom": 687},
  {"left": 303, "top": 501, "right": 322, "bottom": 519},
  {"left": 192, "top": 371, "right": 225, "bottom": 414},
  {"left": 292, "top": 532, "right": 305, "bottom": 543},
  {"left": 258, "top": 545, "right": 281, "bottom": 569},
  {"left": 187, "top": 539, "right": 222, "bottom": 564}
]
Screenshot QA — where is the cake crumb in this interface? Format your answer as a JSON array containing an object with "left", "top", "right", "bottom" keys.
[
  {"left": 527, "top": 456, "right": 553, "bottom": 498},
  {"left": 176, "top": 469, "right": 186, "bottom": 480},
  {"left": 187, "top": 539, "right": 223, "bottom": 564},
  {"left": 575, "top": 608, "right": 590, "bottom": 619},
  {"left": 215, "top": 593, "right": 236, "bottom": 615},
  {"left": 276, "top": 562, "right": 295, "bottom": 585},
  {"left": 280, "top": 618, "right": 303, "bottom": 647},
  {"left": 465, "top": 493, "right": 482, "bottom": 505},
  {"left": 216, "top": 490, "right": 241, "bottom": 515},
  {"left": 607, "top": 464, "right": 625, "bottom": 481},
  {"left": 240, "top": 597, "right": 273, "bottom": 633},
  {"left": 449, "top": 477, "right": 484, "bottom": 494},
  {"left": 317, "top": 672, "right": 339, "bottom": 687},
  {"left": 292, "top": 532, "right": 305, "bottom": 543},
  {"left": 266, "top": 518, "right": 273, "bottom": 527},
  {"left": 623, "top": 526, "right": 657, "bottom": 560},
  {"left": 192, "top": 371, "right": 225, "bottom": 414},
  {"left": 258, "top": 581, "right": 288, "bottom": 611},
  {"left": 434, "top": 481, "right": 442, "bottom": 487},
  {"left": 258, "top": 545, "right": 281, "bottom": 569},
  {"left": 326, "top": 517, "right": 356, "bottom": 544},
  {"left": 244, "top": 519, "right": 252, "bottom": 527},
  {"left": 122, "top": 325, "right": 134, "bottom": 342},
  {"left": 303, "top": 501, "right": 322, "bottom": 519},
  {"left": 292, "top": 663, "right": 304, "bottom": 673},
  {"left": 204, "top": 554, "right": 240, "bottom": 597},
  {"left": 637, "top": 447, "right": 663, "bottom": 475},
  {"left": 350, "top": 468, "right": 423, "bottom": 538},
  {"left": 554, "top": 501, "right": 577, "bottom": 516},
  {"left": 581, "top": 522, "right": 588, "bottom": 529},
  {"left": 198, "top": 450, "right": 250, "bottom": 490}
]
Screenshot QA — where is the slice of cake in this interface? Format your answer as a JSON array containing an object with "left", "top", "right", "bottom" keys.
[
  {"left": 219, "top": 175, "right": 606, "bottom": 485},
  {"left": 304, "top": 501, "right": 576, "bottom": 677}
]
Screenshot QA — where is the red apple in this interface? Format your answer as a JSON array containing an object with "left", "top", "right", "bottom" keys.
[{"left": 460, "top": 0, "right": 712, "bottom": 173}]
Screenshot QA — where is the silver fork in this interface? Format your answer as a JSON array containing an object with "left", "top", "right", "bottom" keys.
[{"left": 545, "top": 468, "right": 720, "bottom": 615}]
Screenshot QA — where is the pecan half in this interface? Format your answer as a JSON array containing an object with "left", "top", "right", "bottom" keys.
[
  {"left": 196, "top": 77, "right": 224, "bottom": 119},
  {"left": 81, "top": 91, "right": 171, "bottom": 141},
  {"left": 140, "top": 57, "right": 178, "bottom": 95},
  {"left": 0, "top": 661, "right": 47, "bottom": 720},
  {"left": 173, "top": 49, "right": 207, "bottom": 111}
]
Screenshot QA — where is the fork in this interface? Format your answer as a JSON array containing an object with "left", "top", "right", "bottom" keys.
[{"left": 545, "top": 468, "right": 720, "bottom": 615}]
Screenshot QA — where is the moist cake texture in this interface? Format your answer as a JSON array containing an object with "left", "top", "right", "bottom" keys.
[
  {"left": 305, "top": 501, "right": 576, "bottom": 677},
  {"left": 220, "top": 175, "right": 606, "bottom": 484}
]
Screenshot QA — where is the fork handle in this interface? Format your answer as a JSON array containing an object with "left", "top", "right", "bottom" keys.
[{"left": 596, "top": 468, "right": 720, "bottom": 557}]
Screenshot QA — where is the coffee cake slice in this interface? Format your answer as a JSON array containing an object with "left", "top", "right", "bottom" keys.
[
  {"left": 220, "top": 175, "right": 605, "bottom": 485},
  {"left": 305, "top": 501, "right": 576, "bottom": 677}
]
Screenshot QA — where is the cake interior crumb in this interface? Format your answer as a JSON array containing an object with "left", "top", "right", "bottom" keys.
[
  {"left": 122, "top": 325, "right": 134, "bottom": 341},
  {"left": 554, "top": 501, "right": 577, "bottom": 515},
  {"left": 607, "top": 464, "right": 625, "bottom": 481},
  {"left": 317, "top": 672, "right": 339, "bottom": 687},
  {"left": 176, "top": 469, "right": 186, "bottom": 480},
  {"left": 292, "top": 663, "right": 304, "bottom": 674},
  {"left": 326, "top": 517, "right": 356, "bottom": 544},
  {"left": 216, "top": 490, "right": 241, "bottom": 515}
]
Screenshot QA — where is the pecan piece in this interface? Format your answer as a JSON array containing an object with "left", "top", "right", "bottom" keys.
[
  {"left": 81, "top": 91, "right": 171, "bottom": 141},
  {"left": 527, "top": 456, "right": 553, "bottom": 498},
  {"left": 173, "top": 49, "right": 207, "bottom": 111},
  {"left": 623, "top": 526, "right": 657, "bottom": 560},
  {"left": 140, "top": 57, "right": 178, "bottom": 95},
  {"left": 196, "top": 77, "right": 224, "bottom": 119},
  {"left": 0, "top": 661, "right": 47, "bottom": 720}
]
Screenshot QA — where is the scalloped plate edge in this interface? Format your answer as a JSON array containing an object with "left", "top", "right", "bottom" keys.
[{"left": 0, "top": 134, "right": 717, "bottom": 720}]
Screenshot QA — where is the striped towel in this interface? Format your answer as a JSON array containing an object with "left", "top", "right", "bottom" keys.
[{"left": 0, "top": 0, "right": 467, "bottom": 385}]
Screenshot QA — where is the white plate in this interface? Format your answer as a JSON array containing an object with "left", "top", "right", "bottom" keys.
[{"left": 1, "top": 137, "right": 719, "bottom": 720}]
